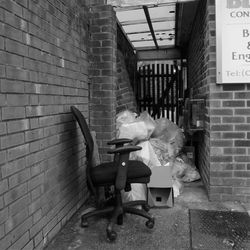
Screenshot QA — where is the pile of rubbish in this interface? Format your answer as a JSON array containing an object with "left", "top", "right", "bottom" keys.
[{"left": 116, "top": 110, "right": 200, "bottom": 200}]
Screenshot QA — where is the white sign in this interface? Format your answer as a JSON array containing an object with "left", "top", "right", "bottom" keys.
[{"left": 216, "top": 0, "right": 250, "bottom": 83}]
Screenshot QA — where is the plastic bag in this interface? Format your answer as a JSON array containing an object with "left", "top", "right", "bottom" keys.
[
  {"left": 149, "top": 138, "right": 173, "bottom": 166},
  {"left": 182, "top": 168, "right": 200, "bottom": 183},
  {"left": 118, "top": 121, "right": 148, "bottom": 141},
  {"left": 171, "top": 157, "right": 187, "bottom": 197},
  {"left": 152, "top": 118, "right": 178, "bottom": 140},
  {"left": 172, "top": 178, "right": 184, "bottom": 197},
  {"left": 122, "top": 184, "right": 147, "bottom": 203},
  {"left": 172, "top": 154, "right": 200, "bottom": 186},
  {"left": 179, "top": 153, "right": 201, "bottom": 182},
  {"left": 136, "top": 111, "right": 156, "bottom": 139},
  {"left": 117, "top": 111, "right": 156, "bottom": 142},
  {"left": 129, "top": 141, "right": 161, "bottom": 169},
  {"left": 116, "top": 110, "right": 137, "bottom": 130},
  {"left": 171, "top": 157, "right": 187, "bottom": 179},
  {"left": 151, "top": 118, "right": 185, "bottom": 156}
]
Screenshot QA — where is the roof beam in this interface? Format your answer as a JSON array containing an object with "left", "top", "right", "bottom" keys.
[
  {"left": 130, "top": 38, "right": 174, "bottom": 43},
  {"left": 126, "top": 28, "right": 175, "bottom": 35},
  {"left": 108, "top": 0, "right": 198, "bottom": 7},
  {"left": 142, "top": 5, "right": 159, "bottom": 50},
  {"left": 108, "top": 0, "right": 198, "bottom": 9},
  {"left": 108, "top": 0, "right": 177, "bottom": 8},
  {"left": 119, "top": 16, "right": 175, "bottom": 26},
  {"left": 137, "top": 48, "right": 182, "bottom": 60}
]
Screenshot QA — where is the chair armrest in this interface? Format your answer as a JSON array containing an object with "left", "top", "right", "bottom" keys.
[
  {"left": 108, "top": 145, "right": 142, "bottom": 190},
  {"left": 107, "top": 145, "right": 142, "bottom": 154},
  {"left": 107, "top": 138, "right": 133, "bottom": 147}
]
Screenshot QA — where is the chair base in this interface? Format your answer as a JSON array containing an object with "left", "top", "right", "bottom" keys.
[{"left": 81, "top": 198, "right": 155, "bottom": 242}]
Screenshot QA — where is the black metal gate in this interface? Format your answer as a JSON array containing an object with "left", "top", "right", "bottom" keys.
[{"left": 136, "top": 62, "right": 184, "bottom": 124}]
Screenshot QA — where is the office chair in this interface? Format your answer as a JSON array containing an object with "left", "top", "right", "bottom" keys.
[{"left": 71, "top": 106, "right": 155, "bottom": 241}]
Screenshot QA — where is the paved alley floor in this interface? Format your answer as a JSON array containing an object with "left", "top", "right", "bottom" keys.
[{"left": 45, "top": 181, "right": 250, "bottom": 250}]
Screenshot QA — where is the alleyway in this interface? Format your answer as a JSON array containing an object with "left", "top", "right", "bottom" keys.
[{"left": 45, "top": 181, "right": 250, "bottom": 250}]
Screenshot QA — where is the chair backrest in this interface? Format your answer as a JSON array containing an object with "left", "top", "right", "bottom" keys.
[
  {"left": 71, "top": 106, "right": 96, "bottom": 195},
  {"left": 71, "top": 106, "right": 94, "bottom": 159}
]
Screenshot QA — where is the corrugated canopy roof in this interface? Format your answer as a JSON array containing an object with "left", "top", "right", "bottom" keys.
[
  {"left": 116, "top": 4, "right": 175, "bottom": 50},
  {"left": 107, "top": 0, "right": 198, "bottom": 53}
]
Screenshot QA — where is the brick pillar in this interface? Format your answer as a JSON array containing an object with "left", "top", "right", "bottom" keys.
[
  {"left": 188, "top": 0, "right": 250, "bottom": 202},
  {"left": 206, "top": 1, "right": 250, "bottom": 203},
  {"left": 89, "top": 3, "right": 117, "bottom": 162}
]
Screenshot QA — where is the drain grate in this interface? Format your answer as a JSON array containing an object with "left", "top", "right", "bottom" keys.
[{"left": 189, "top": 209, "right": 250, "bottom": 250}]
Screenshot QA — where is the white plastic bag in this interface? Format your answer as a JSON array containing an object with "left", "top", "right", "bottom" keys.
[
  {"left": 118, "top": 121, "right": 148, "bottom": 141},
  {"left": 179, "top": 153, "right": 201, "bottom": 182},
  {"left": 151, "top": 118, "right": 185, "bottom": 156},
  {"left": 172, "top": 178, "right": 184, "bottom": 197},
  {"left": 116, "top": 110, "right": 137, "bottom": 130},
  {"left": 136, "top": 111, "right": 156, "bottom": 139},
  {"left": 171, "top": 157, "right": 186, "bottom": 197},
  {"left": 129, "top": 141, "right": 161, "bottom": 169},
  {"left": 116, "top": 110, "right": 156, "bottom": 142},
  {"left": 123, "top": 141, "right": 161, "bottom": 203},
  {"left": 182, "top": 168, "right": 200, "bottom": 183},
  {"left": 122, "top": 184, "right": 147, "bottom": 202},
  {"left": 149, "top": 138, "right": 174, "bottom": 166}
]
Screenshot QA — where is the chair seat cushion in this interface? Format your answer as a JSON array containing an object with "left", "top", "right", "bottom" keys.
[{"left": 90, "top": 160, "right": 151, "bottom": 186}]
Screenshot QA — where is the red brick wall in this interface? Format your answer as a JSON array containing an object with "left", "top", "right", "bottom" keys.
[
  {"left": 88, "top": 3, "right": 117, "bottom": 162},
  {"left": 0, "top": 0, "right": 89, "bottom": 249},
  {"left": 116, "top": 25, "right": 137, "bottom": 113},
  {"left": 187, "top": 0, "right": 211, "bottom": 196},
  {"left": 116, "top": 50, "right": 137, "bottom": 113},
  {"left": 188, "top": 0, "right": 250, "bottom": 202}
]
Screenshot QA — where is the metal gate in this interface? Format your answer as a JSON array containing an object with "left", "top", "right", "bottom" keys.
[{"left": 136, "top": 62, "right": 184, "bottom": 124}]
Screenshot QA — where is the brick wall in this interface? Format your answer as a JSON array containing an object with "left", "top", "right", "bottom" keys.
[
  {"left": 88, "top": 3, "right": 117, "bottom": 162},
  {"left": 116, "top": 49, "right": 137, "bottom": 113},
  {"left": 116, "top": 25, "right": 137, "bottom": 114},
  {"left": 187, "top": 0, "right": 211, "bottom": 195},
  {"left": 0, "top": 0, "right": 90, "bottom": 249},
  {"left": 188, "top": 0, "right": 250, "bottom": 202}
]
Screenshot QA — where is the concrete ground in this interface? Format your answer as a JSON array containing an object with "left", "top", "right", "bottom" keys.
[{"left": 45, "top": 181, "right": 250, "bottom": 250}]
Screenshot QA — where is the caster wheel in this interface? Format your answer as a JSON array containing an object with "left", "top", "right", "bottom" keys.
[
  {"left": 145, "top": 218, "right": 155, "bottom": 229},
  {"left": 117, "top": 214, "right": 123, "bottom": 225},
  {"left": 142, "top": 204, "right": 150, "bottom": 212},
  {"left": 107, "top": 230, "right": 117, "bottom": 242},
  {"left": 81, "top": 218, "right": 88, "bottom": 227}
]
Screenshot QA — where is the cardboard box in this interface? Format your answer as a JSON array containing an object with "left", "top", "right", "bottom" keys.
[
  {"left": 148, "top": 187, "right": 174, "bottom": 208},
  {"left": 148, "top": 166, "right": 174, "bottom": 207}
]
